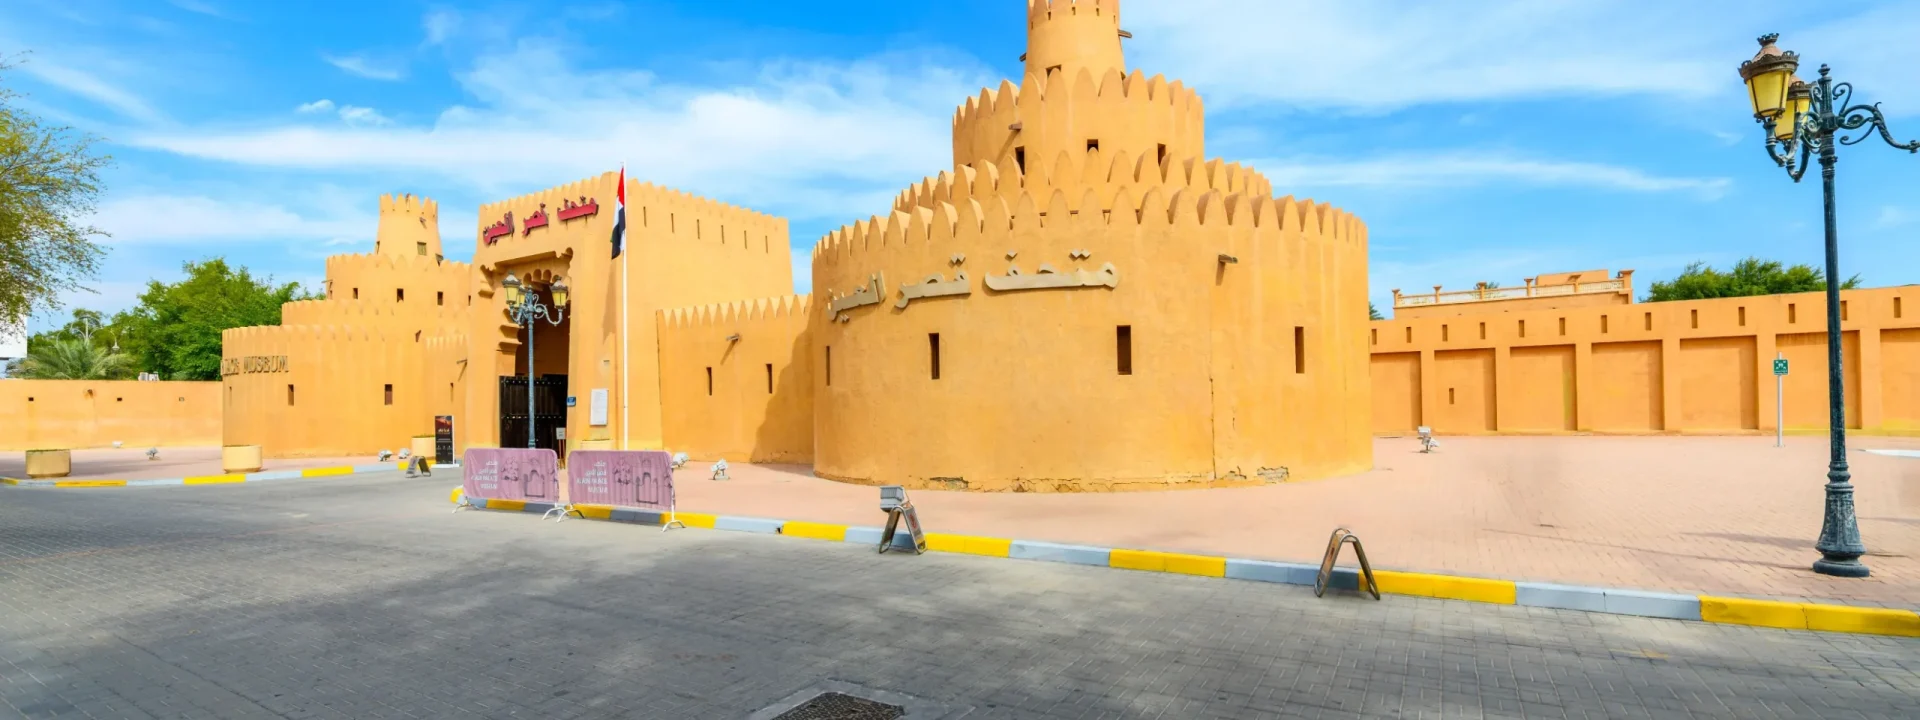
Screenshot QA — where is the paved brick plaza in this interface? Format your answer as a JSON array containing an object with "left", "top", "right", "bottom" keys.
[
  {"left": 662, "top": 435, "right": 1920, "bottom": 610},
  {"left": 2, "top": 473, "right": 1917, "bottom": 719}
]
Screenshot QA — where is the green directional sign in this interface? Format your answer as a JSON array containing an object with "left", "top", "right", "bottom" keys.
[{"left": 1774, "top": 358, "right": 1790, "bottom": 376}]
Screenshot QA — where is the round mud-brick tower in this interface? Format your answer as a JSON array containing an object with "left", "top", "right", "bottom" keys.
[{"left": 810, "top": 0, "right": 1373, "bottom": 493}]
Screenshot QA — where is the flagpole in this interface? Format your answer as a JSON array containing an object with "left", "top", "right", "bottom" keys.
[{"left": 620, "top": 164, "right": 630, "bottom": 451}]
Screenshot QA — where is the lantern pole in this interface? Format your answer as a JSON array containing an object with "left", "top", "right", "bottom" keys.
[{"left": 1747, "top": 37, "right": 1918, "bottom": 577}]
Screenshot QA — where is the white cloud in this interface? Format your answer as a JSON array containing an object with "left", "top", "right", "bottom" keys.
[
  {"left": 323, "top": 53, "right": 405, "bottom": 81},
  {"left": 337, "top": 105, "right": 391, "bottom": 126},
  {"left": 1876, "top": 206, "right": 1914, "bottom": 230},
  {"left": 130, "top": 39, "right": 990, "bottom": 225},
  {"left": 1249, "top": 154, "right": 1731, "bottom": 199},
  {"left": 423, "top": 10, "right": 458, "bottom": 46},
  {"left": 87, "top": 194, "right": 375, "bottom": 247},
  {"left": 14, "top": 58, "right": 163, "bottom": 123},
  {"left": 295, "top": 99, "right": 336, "bottom": 113},
  {"left": 1124, "top": 0, "right": 1759, "bottom": 111}
]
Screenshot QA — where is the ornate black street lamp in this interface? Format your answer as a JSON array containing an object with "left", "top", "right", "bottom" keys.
[
  {"left": 500, "top": 272, "right": 569, "bottom": 450},
  {"left": 1739, "top": 34, "right": 1918, "bottom": 578}
]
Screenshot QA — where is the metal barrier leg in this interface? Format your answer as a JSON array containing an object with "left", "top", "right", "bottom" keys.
[
  {"left": 1314, "top": 527, "right": 1381, "bottom": 600},
  {"left": 542, "top": 504, "right": 581, "bottom": 523},
  {"left": 878, "top": 508, "right": 902, "bottom": 554},
  {"left": 661, "top": 495, "right": 685, "bottom": 532}
]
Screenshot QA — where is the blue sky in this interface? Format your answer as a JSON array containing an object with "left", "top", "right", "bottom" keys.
[{"left": 4, "top": 0, "right": 1917, "bottom": 333}]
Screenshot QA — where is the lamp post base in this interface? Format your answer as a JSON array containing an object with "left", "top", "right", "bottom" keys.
[
  {"left": 1813, "top": 477, "right": 1869, "bottom": 578},
  {"left": 1813, "top": 556, "right": 1869, "bottom": 578}
]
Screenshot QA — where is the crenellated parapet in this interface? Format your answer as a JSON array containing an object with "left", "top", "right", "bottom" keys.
[
  {"left": 474, "top": 173, "right": 789, "bottom": 264},
  {"left": 1023, "top": 0, "right": 1127, "bottom": 85},
  {"left": 375, "top": 193, "right": 443, "bottom": 258},
  {"left": 952, "top": 66, "right": 1204, "bottom": 174},
  {"left": 659, "top": 295, "right": 815, "bottom": 330},
  {"left": 895, "top": 147, "right": 1270, "bottom": 217},
  {"left": 824, "top": 182, "right": 1361, "bottom": 285},
  {"left": 319, "top": 251, "right": 474, "bottom": 307},
  {"left": 280, "top": 299, "right": 472, "bottom": 329}
]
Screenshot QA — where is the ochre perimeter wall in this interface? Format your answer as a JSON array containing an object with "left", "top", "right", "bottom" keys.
[
  {"left": 0, "top": 380, "right": 220, "bottom": 450},
  {"left": 1369, "top": 286, "right": 1920, "bottom": 436}
]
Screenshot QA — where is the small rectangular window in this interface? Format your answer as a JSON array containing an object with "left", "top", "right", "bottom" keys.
[
  {"left": 1086, "top": 139, "right": 1099, "bottom": 153},
  {"left": 397, "top": 288, "right": 405, "bottom": 302},
  {"left": 1157, "top": 143, "right": 1168, "bottom": 167},
  {"left": 1789, "top": 303, "right": 1797, "bottom": 323},
  {"left": 1558, "top": 317, "right": 1567, "bottom": 336},
  {"left": 1519, "top": 320, "right": 1527, "bottom": 338},
  {"left": 1441, "top": 324, "right": 1450, "bottom": 342},
  {"left": 1738, "top": 306, "right": 1746, "bottom": 326},
  {"left": 1014, "top": 146, "right": 1027, "bottom": 174},
  {"left": 1370, "top": 328, "right": 1378, "bottom": 346},
  {"left": 826, "top": 347, "right": 832, "bottom": 386},
  {"left": 1293, "top": 326, "right": 1306, "bottom": 374},
  {"left": 437, "top": 291, "right": 445, "bottom": 306},
  {"left": 1449, "top": 388, "right": 1456, "bottom": 405},
  {"left": 352, "top": 288, "right": 359, "bottom": 299},
  {"left": 1645, "top": 312, "right": 1653, "bottom": 330},
  {"left": 416, "top": 241, "right": 427, "bottom": 256},
  {"left": 1405, "top": 327, "right": 1412, "bottom": 343},
  {"left": 384, "top": 384, "right": 394, "bottom": 405},
  {"left": 1841, "top": 300, "right": 1849, "bottom": 322},
  {"left": 287, "top": 384, "right": 295, "bottom": 406},
  {"left": 766, "top": 364, "right": 774, "bottom": 393},
  {"left": 1479, "top": 322, "right": 1486, "bottom": 340},
  {"left": 1116, "top": 326, "right": 1133, "bottom": 376},
  {"left": 929, "top": 333, "right": 942, "bottom": 380},
  {"left": 1601, "top": 315, "right": 1610, "bottom": 334},
  {"left": 1690, "top": 309, "right": 1698, "bottom": 329},
  {"left": 706, "top": 367, "right": 714, "bottom": 396}
]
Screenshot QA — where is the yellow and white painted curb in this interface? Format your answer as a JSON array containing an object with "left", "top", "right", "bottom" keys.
[
  {"left": 2, "top": 461, "right": 438, "bottom": 489},
  {"left": 458, "top": 494, "right": 1920, "bottom": 639}
]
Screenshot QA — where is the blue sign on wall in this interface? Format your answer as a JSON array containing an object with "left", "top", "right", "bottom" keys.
[{"left": 567, "top": 396, "right": 577, "bottom": 408}]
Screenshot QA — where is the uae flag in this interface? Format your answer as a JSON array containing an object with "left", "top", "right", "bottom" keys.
[{"left": 611, "top": 165, "right": 627, "bottom": 258}]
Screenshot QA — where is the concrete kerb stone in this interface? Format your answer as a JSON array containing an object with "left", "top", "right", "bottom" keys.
[
  {"left": 844, "top": 526, "right": 920, "bottom": 551},
  {"left": 714, "top": 516, "right": 785, "bottom": 534},
  {"left": 1605, "top": 588, "right": 1706, "bottom": 621},
  {"left": 1515, "top": 582, "right": 1611, "bottom": 613},
  {"left": 457, "top": 498, "right": 1916, "bottom": 638},
  {"left": 1011, "top": 540, "right": 1113, "bottom": 567},
  {"left": 0, "top": 462, "right": 413, "bottom": 490}
]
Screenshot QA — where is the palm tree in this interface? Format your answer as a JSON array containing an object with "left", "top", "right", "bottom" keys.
[{"left": 16, "top": 338, "right": 133, "bottom": 379}]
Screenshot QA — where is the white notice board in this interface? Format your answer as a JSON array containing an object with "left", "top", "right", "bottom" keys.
[{"left": 590, "top": 388, "right": 609, "bottom": 426}]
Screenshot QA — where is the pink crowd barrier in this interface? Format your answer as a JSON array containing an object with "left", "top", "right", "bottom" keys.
[
  {"left": 564, "top": 450, "right": 675, "bottom": 512},
  {"left": 460, "top": 448, "right": 560, "bottom": 502}
]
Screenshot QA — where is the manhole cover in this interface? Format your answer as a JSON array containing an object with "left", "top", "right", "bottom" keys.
[{"left": 770, "top": 691, "right": 905, "bottom": 720}]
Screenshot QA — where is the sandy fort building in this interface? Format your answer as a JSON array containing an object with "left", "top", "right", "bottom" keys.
[{"left": 220, "top": 0, "right": 1376, "bottom": 491}]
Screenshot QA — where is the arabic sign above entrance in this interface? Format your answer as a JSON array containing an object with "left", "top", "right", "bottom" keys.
[{"left": 481, "top": 196, "right": 601, "bottom": 245}]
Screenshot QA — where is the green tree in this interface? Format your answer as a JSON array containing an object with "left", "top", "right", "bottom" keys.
[
  {"left": 1369, "top": 301, "right": 1383, "bottom": 321},
  {"left": 14, "top": 337, "right": 132, "bottom": 379},
  {"left": 116, "top": 259, "right": 310, "bottom": 380},
  {"left": 0, "top": 56, "right": 113, "bottom": 326},
  {"left": 1645, "top": 257, "right": 1861, "bottom": 302},
  {"left": 29, "top": 307, "right": 122, "bottom": 347}
]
